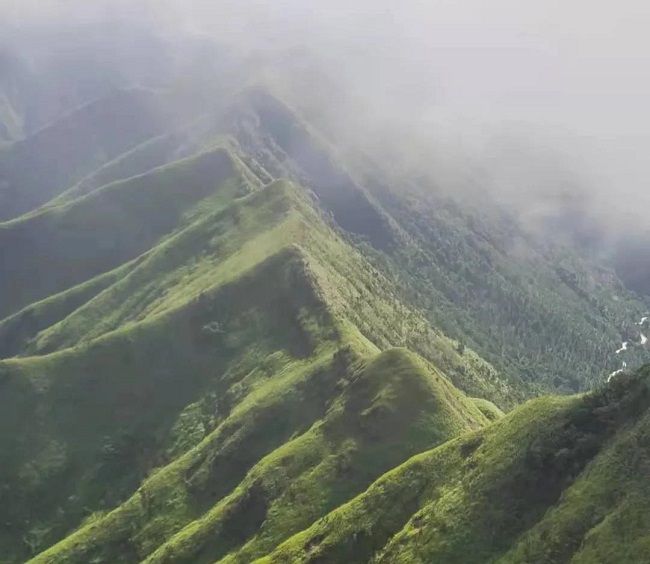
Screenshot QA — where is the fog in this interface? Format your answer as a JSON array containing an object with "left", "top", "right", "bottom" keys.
[{"left": 3, "top": 0, "right": 650, "bottom": 232}]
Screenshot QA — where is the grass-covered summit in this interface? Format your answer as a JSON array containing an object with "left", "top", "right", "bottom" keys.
[
  {"left": 261, "top": 365, "right": 650, "bottom": 563},
  {"left": 0, "top": 147, "right": 504, "bottom": 562},
  {"left": 3, "top": 82, "right": 646, "bottom": 394}
]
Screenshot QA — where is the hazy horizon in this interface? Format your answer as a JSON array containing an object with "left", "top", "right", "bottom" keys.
[{"left": 3, "top": 0, "right": 650, "bottom": 230}]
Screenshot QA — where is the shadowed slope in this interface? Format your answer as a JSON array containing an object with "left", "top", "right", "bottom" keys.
[
  {"left": 0, "top": 259, "right": 138, "bottom": 359},
  {"left": 0, "top": 88, "right": 170, "bottom": 221},
  {"left": 0, "top": 147, "right": 245, "bottom": 319}
]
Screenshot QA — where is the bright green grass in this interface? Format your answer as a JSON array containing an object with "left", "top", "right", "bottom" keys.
[
  {"left": 1, "top": 246, "right": 334, "bottom": 562},
  {"left": 141, "top": 348, "right": 488, "bottom": 564},
  {"left": 0, "top": 144, "right": 521, "bottom": 562},
  {"left": 29, "top": 345, "right": 490, "bottom": 564},
  {"left": 471, "top": 397, "right": 505, "bottom": 422},
  {"left": 2, "top": 167, "right": 506, "bottom": 563},
  {"left": 259, "top": 366, "right": 650, "bottom": 564}
]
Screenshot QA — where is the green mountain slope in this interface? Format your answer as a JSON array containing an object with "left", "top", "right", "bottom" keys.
[
  {"left": 0, "top": 157, "right": 504, "bottom": 561},
  {"left": 211, "top": 89, "right": 648, "bottom": 393},
  {"left": 0, "top": 166, "right": 507, "bottom": 403},
  {"left": 0, "top": 245, "right": 331, "bottom": 562},
  {"left": 362, "top": 183, "right": 648, "bottom": 393},
  {"left": 0, "top": 147, "right": 243, "bottom": 320},
  {"left": 0, "top": 88, "right": 170, "bottom": 221},
  {"left": 6, "top": 84, "right": 641, "bottom": 398},
  {"left": 30, "top": 347, "right": 488, "bottom": 564},
  {"left": 261, "top": 366, "right": 650, "bottom": 563},
  {"left": 0, "top": 62, "right": 648, "bottom": 564}
]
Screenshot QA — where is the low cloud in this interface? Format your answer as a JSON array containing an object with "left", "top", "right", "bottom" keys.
[{"left": 2, "top": 0, "right": 650, "bottom": 230}]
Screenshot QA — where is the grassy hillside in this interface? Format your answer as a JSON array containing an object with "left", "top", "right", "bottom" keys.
[
  {"left": 1, "top": 246, "right": 334, "bottom": 562},
  {"left": 0, "top": 168, "right": 509, "bottom": 405},
  {"left": 6, "top": 84, "right": 641, "bottom": 396},
  {"left": 30, "top": 347, "right": 488, "bottom": 564},
  {"left": 0, "top": 259, "right": 138, "bottom": 359},
  {"left": 0, "top": 147, "right": 246, "bottom": 319},
  {"left": 0, "top": 162, "right": 505, "bottom": 562},
  {"left": 1, "top": 77, "right": 648, "bottom": 564},
  {"left": 261, "top": 365, "right": 650, "bottom": 563},
  {"left": 221, "top": 89, "right": 397, "bottom": 251},
  {"left": 0, "top": 88, "right": 170, "bottom": 221}
]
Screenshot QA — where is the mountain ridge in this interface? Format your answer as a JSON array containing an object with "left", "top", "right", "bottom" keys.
[
  {"left": 1, "top": 161, "right": 506, "bottom": 562},
  {"left": 0, "top": 67, "right": 648, "bottom": 563}
]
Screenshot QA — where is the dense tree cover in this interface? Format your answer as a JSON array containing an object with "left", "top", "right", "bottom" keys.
[{"left": 215, "top": 89, "right": 647, "bottom": 395}]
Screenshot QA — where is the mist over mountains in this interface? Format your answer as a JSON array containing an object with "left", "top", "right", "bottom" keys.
[
  {"left": 4, "top": 0, "right": 648, "bottom": 293},
  {"left": 0, "top": 3, "right": 649, "bottom": 563}
]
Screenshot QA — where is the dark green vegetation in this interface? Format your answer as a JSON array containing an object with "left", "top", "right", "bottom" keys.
[
  {"left": 0, "top": 47, "right": 648, "bottom": 562},
  {"left": 213, "top": 89, "right": 648, "bottom": 395}
]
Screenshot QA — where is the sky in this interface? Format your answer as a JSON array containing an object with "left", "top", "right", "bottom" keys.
[{"left": 3, "top": 0, "right": 650, "bottom": 225}]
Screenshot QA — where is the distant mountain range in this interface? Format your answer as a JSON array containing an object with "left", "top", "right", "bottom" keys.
[{"left": 0, "top": 27, "right": 648, "bottom": 563}]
